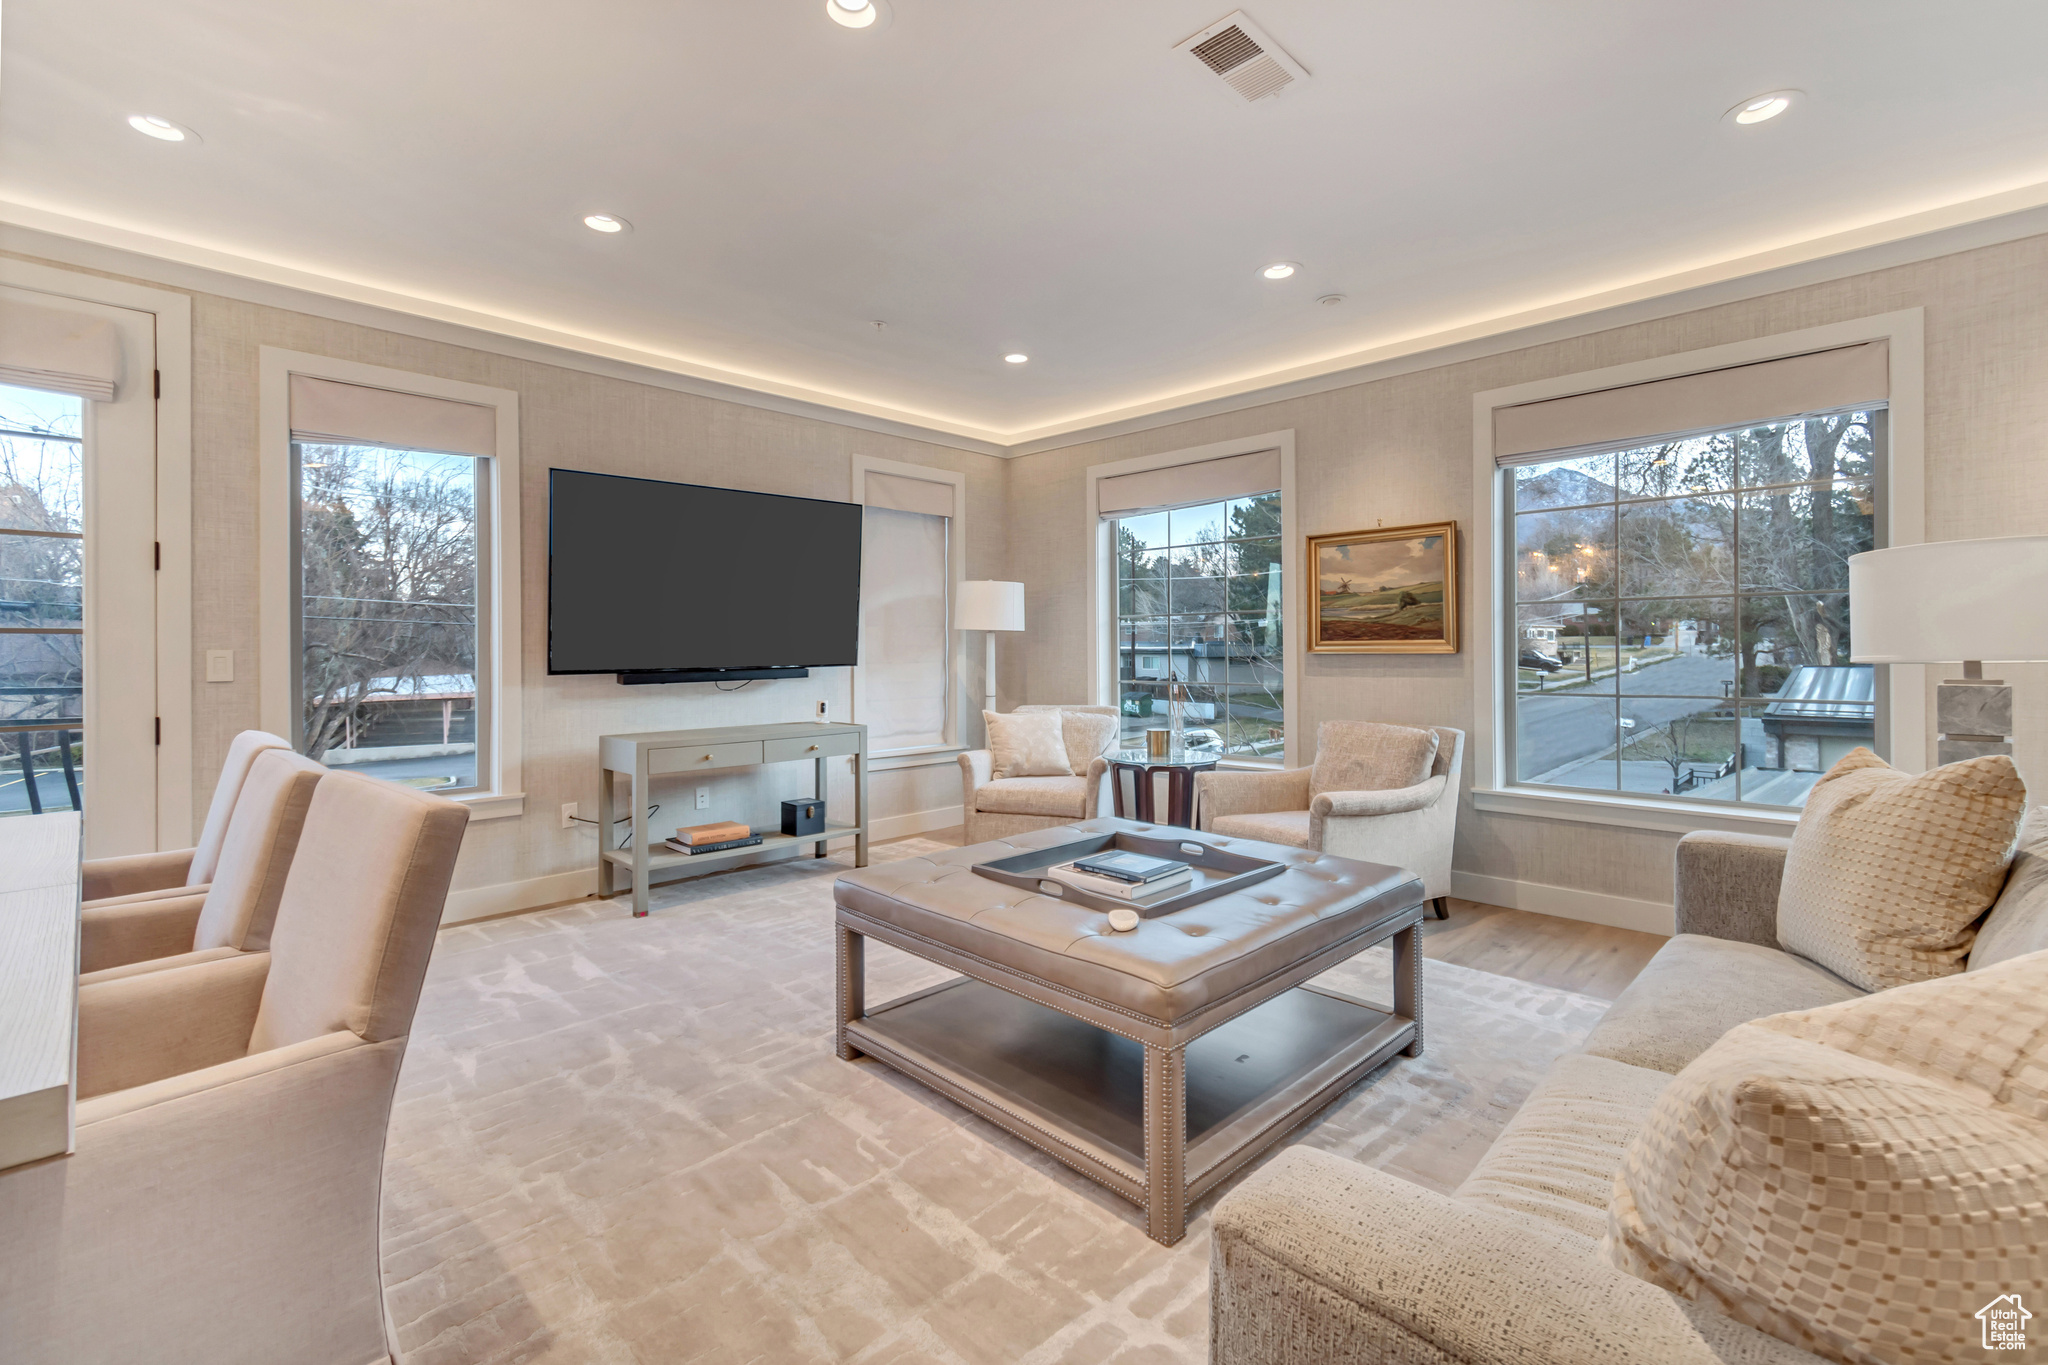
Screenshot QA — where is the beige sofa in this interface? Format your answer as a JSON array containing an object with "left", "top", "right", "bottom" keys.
[
  {"left": 1197, "top": 724, "right": 1463, "bottom": 918},
  {"left": 1210, "top": 820, "right": 2048, "bottom": 1364},
  {"left": 957, "top": 704, "right": 1119, "bottom": 842},
  {"left": 0, "top": 770, "right": 469, "bottom": 1365}
]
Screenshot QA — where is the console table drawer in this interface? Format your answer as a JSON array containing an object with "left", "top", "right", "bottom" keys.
[
  {"left": 650, "top": 741, "right": 764, "bottom": 774},
  {"left": 764, "top": 731, "right": 861, "bottom": 764}
]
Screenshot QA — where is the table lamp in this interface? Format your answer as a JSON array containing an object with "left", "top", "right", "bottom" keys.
[
  {"left": 956, "top": 580, "right": 1026, "bottom": 718},
  {"left": 1848, "top": 536, "right": 2048, "bottom": 764}
]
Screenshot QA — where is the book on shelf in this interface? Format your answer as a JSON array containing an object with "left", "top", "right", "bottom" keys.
[
  {"left": 1046, "top": 861, "right": 1192, "bottom": 901},
  {"left": 673, "top": 820, "right": 751, "bottom": 846},
  {"left": 662, "top": 834, "right": 763, "bottom": 856},
  {"left": 1069, "top": 850, "right": 1187, "bottom": 884}
]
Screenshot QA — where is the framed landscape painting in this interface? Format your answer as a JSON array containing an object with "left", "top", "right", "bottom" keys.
[{"left": 1307, "top": 521, "right": 1459, "bottom": 654}]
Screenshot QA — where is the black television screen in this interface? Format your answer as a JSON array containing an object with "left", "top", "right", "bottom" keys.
[{"left": 547, "top": 469, "right": 862, "bottom": 675}]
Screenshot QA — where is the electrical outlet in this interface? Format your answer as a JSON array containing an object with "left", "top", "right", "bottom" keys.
[
  {"left": 695, "top": 786, "right": 710, "bottom": 810},
  {"left": 561, "top": 802, "right": 578, "bottom": 829}
]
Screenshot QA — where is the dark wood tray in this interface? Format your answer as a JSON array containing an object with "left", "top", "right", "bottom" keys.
[{"left": 971, "top": 829, "right": 1285, "bottom": 919}]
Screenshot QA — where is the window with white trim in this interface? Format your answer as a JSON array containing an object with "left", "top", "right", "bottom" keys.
[
  {"left": 1505, "top": 408, "right": 1885, "bottom": 809},
  {"left": 854, "top": 461, "right": 963, "bottom": 758},
  {"left": 261, "top": 353, "right": 522, "bottom": 818}
]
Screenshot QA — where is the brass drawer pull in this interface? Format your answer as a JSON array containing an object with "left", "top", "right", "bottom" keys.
[
  {"left": 701, "top": 753, "right": 714, "bottom": 761},
  {"left": 807, "top": 744, "right": 819, "bottom": 751}
]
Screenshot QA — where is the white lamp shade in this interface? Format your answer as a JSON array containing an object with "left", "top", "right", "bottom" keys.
[
  {"left": 1848, "top": 536, "right": 2048, "bottom": 663},
  {"left": 956, "top": 580, "right": 1026, "bottom": 632}
]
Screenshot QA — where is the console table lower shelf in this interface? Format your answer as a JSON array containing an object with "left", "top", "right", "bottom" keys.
[{"left": 841, "top": 977, "right": 1415, "bottom": 1244}]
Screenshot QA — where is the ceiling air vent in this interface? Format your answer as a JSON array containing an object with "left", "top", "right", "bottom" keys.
[{"left": 1175, "top": 11, "right": 1309, "bottom": 104}]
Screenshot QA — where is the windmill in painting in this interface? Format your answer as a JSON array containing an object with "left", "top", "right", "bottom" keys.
[{"left": 1308, "top": 521, "right": 1458, "bottom": 654}]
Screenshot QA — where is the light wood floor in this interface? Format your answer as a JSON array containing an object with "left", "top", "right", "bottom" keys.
[{"left": 899, "top": 827, "right": 1665, "bottom": 1003}]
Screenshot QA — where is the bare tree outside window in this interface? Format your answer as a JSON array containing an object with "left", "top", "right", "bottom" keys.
[
  {"left": 1511, "top": 411, "right": 1879, "bottom": 809},
  {"left": 0, "top": 383, "right": 85, "bottom": 817},
  {"left": 295, "top": 442, "right": 480, "bottom": 791}
]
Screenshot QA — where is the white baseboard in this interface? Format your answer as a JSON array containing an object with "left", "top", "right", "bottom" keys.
[
  {"left": 440, "top": 806, "right": 964, "bottom": 926},
  {"left": 1450, "top": 871, "right": 1675, "bottom": 937},
  {"left": 867, "top": 803, "right": 962, "bottom": 840}
]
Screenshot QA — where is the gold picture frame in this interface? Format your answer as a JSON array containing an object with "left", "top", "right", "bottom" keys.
[{"left": 1307, "top": 521, "right": 1459, "bottom": 654}]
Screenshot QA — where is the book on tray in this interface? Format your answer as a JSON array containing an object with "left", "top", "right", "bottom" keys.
[
  {"left": 673, "top": 820, "right": 751, "bottom": 846},
  {"left": 663, "top": 832, "right": 761, "bottom": 855},
  {"left": 1068, "top": 850, "right": 1187, "bottom": 884},
  {"left": 1046, "top": 861, "right": 1192, "bottom": 901}
]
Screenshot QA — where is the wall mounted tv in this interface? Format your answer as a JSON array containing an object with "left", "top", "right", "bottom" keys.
[{"left": 548, "top": 469, "right": 862, "bottom": 683}]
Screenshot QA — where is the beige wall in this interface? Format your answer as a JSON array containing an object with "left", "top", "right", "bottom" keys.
[
  {"left": 1004, "top": 231, "right": 2048, "bottom": 910},
  {"left": 10, "top": 247, "right": 1005, "bottom": 906}
]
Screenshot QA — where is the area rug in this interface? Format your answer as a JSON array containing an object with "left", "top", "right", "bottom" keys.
[{"left": 380, "top": 840, "right": 1611, "bottom": 1365}]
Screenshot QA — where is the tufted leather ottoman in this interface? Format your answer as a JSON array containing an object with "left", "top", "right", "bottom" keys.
[{"left": 833, "top": 817, "right": 1425, "bottom": 1244}]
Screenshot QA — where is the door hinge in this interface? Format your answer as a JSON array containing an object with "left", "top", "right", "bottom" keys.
[
  {"left": 154, "top": 369, "right": 162, "bottom": 399},
  {"left": 154, "top": 541, "right": 161, "bottom": 571},
  {"left": 155, "top": 717, "right": 162, "bottom": 746}
]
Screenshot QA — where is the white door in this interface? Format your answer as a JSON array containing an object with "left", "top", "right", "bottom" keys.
[{"left": 0, "top": 286, "right": 159, "bottom": 855}]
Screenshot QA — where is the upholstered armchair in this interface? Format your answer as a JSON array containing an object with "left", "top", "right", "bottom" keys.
[
  {"left": 79, "top": 748, "right": 326, "bottom": 977},
  {"left": 0, "top": 770, "right": 469, "bottom": 1365},
  {"left": 1197, "top": 722, "right": 1464, "bottom": 918},
  {"left": 79, "top": 729, "right": 290, "bottom": 908},
  {"left": 958, "top": 704, "right": 1120, "bottom": 842}
]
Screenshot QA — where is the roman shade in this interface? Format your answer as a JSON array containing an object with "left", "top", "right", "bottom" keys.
[
  {"left": 1493, "top": 341, "right": 1889, "bottom": 466},
  {"left": 0, "top": 297, "right": 120, "bottom": 401},
  {"left": 1097, "top": 448, "right": 1281, "bottom": 518},
  {"left": 863, "top": 469, "right": 955, "bottom": 518},
  {"left": 862, "top": 506, "right": 950, "bottom": 752},
  {"left": 288, "top": 374, "right": 495, "bottom": 457}
]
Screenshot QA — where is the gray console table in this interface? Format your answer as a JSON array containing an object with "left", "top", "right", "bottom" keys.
[{"left": 598, "top": 722, "right": 868, "bottom": 917}]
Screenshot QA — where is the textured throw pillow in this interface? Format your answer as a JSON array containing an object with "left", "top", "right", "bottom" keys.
[
  {"left": 983, "top": 710, "right": 1071, "bottom": 779},
  {"left": 1605, "top": 950, "right": 2048, "bottom": 1365},
  {"left": 1055, "top": 710, "right": 1119, "bottom": 774},
  {"left": 1971, "top": 806, "right": 2048, "bottom": 972},
  {"left": 1309, "top": 721, "right": 1438, "bottom": 797},
  {"left": 1776, "top": 748, "right": 2026, "bottom": 991}
]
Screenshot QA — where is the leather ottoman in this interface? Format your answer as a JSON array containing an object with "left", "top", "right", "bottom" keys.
[{"left": 832, "top": 817, "right": 1425, "bottom": 1244}]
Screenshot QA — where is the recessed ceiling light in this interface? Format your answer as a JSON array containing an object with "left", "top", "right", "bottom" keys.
[
  {"left": 1260, "top": 262, "right": 1299, "bottom": 281},
  {"left": 827, "top": 0, "right": 878, "bottom": 28},
  {"left": 1727, "top": 90, "right": 1798, "bottom": 125},
  {"left": 583, "top": 214, "right": 630, "bottom": 233},
  {"left": 1317, "top": 294, "right": 1346, "bottom": 307},
  {"left": 127, "top": 114, "right": 193, "bottom": 142},
  {"left": 1004, "top": 353, "right": 1029, "bottom": 365}
]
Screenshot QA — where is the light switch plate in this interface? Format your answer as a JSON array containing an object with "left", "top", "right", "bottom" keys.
[
  {"left": 695, "top": 786, "right": 710, "bottom": 809},
  {"left": 205, "top": 649, "right": 234, "bottom": 683}
]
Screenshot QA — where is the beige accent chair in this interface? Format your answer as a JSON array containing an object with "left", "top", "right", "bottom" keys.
[
  {"left": 0, "top": 770, "right": 469, "bottom": 1365},
  {"left": 79, "top": 729, "right": 291, "bottom": 909},
  {"left": 1196, "top": 722, "right": 1464, "bottom": 919},
  {"left": 79, "top": 748, "right": 327, "bottom": 978},
  {"left": 957, "top": 704, "right": 1120, "bottom": 843}
]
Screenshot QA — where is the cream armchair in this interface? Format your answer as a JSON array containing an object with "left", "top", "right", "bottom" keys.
[
  {"left": 958, "top": 704, "right": 1120, "bottom": 843},
  {"left": 1197, "top": 723, "right": 1464, "bottom": 919},
  {"left": 79, "top": 748, "right": 326, "bottom": 977},
  {"left": 79, "top": 729, "right": 290, "bottom": 909},
  {"left": 0, "top": 769, "right": 469, "bottom": 1365}
]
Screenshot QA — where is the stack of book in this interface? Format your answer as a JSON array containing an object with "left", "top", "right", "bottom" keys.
[
  {"left": 1046, "top": 849, "right": 1192, "bottom": 901},
  {"left": 664, "top": 821, "right": 761, "bottom": 855}
]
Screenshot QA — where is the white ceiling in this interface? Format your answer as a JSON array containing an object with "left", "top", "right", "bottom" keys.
[{"left": 7, "top": 1, "right": 2048, "bottom": 443}]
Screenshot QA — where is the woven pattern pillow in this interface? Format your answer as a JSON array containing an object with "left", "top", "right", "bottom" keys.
[
  {"left": 1308, "top": 721, "right": 1439, "bottom": 798},
  {"left": 1776, "top": 748, "right": 2025, "bottom": 991},
  {"left": 983, "top": 710, "right": 1071, "bottom": 779},
  {"left": 1056, "top": 711, "right": 1119, "bottom": 774},
  {"left": 1605, "top": 951, "right": 2048, "bottom": 1365}
]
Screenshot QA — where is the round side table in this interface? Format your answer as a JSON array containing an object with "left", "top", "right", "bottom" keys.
[{"left": 1109, "top": 748, "right": 1220, "bottom": 828}]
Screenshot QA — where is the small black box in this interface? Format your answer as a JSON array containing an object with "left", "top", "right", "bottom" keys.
[{"left": 781, "top": 798, "right": 825, "bottom": 836}]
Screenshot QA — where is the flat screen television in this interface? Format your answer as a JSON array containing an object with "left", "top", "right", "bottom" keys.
[{"left": 547, "top": 469, "right": 862, "bottom": 681}]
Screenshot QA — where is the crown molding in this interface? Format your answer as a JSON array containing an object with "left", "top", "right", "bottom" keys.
[{"left": 7, "top": 176, "right": 2048, "bottom": 462}]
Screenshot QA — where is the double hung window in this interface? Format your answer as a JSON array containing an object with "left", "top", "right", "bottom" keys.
[
  {"left": 855, "top": 461, "right": 963, "bottom": 757},
  {"left": 1508, "top": 410, "right": 1883, "bottom": 808},
  {"left": 1110, "top": 490, "right": 1284, "bottom": 759}
]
